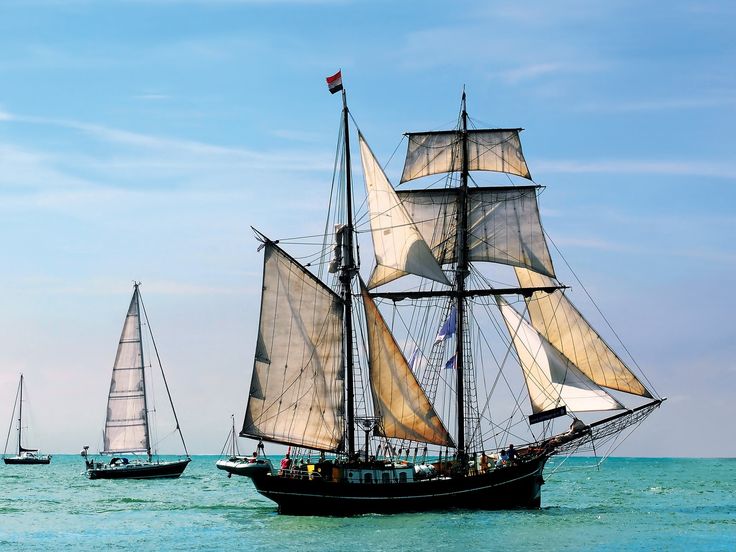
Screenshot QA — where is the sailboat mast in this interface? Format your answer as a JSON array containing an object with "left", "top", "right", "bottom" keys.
[
  {"left": 134, "top": 284, "right": 153, "bottom": 460},
  {"left": 455, "top": 92, "right": 470, "bottom": 456},
  {"left": 17, "top": 374, "right": 23, "bottom": 455},
  {"left": 341, "top": 88, "right": 356, "bottom": 458}
]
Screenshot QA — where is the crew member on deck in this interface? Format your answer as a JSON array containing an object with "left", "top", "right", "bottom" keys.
[{"left": 279, "top": 453, "right": 292, "bottom": 475}]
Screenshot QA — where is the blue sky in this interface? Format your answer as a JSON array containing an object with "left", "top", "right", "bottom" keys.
[{"left": 0, "top": 0, "right": 734, "bottom": 456}]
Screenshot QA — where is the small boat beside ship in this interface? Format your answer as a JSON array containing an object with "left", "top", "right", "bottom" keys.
[
  {"left": 81, "top": 282, "right": 190, "bottom": 479},
  {"left": 3, "top": 374, "right": 52, "bottom": 465},
  {"left": 216, "top": 415, "right": 273, "bottom": 477}
]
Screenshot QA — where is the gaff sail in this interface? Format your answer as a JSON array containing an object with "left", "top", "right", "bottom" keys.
[
  {"left": 361, "top": 283, "right": 454, "bottom": 447},
  {"left": 242, "top": 242, "right": 345, "bottom": 451}
]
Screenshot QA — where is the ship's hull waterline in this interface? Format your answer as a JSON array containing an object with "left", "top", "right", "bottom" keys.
[
  {"left": 85, "top": 458, "right": 190, "bottom": 480},
  {"left": 247, "top": 456, "right": 547, "bottom": 516}
]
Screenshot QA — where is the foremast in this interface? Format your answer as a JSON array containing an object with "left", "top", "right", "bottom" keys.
[{"left": 339, "top": 87, "right": 357, "bottom": 458}]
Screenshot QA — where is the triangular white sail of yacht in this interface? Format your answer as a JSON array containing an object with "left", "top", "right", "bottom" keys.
[
  {"left": 359, "top": 133, "right": 450, "bottom": 289},
  {"left": 401, "top": 129, "right": 531, "bottom": 184},
  {"left": 498, "top": 297, "right": 623, "bottom": 413},
  {"left": 514, "top": 268, "right": 652, "bottom": 398},
  {"left": 396, "top": 186, "right": 556, "bottom": 278},
  {"left": 361, "top": 282, "right": 454, "bottom": 446},
  {"left": 103, "top": 287, "right": 149, "bottom": 454},
  {"left": 242, "top": 242, "right": 345, "bottom": 452}
]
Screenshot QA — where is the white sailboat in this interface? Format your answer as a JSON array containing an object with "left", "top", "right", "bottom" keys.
[
  {"left": 81, "top": 283, "right": 190, "bottom": 479},
  {"left": 3, "top": 374, "right": 52, "bottom": 465}
]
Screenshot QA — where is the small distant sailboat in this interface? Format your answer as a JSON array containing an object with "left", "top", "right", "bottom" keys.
[
  {"left": 81, "top": 283, "right": 190, "bottom": 479},
  {"left": 3, "top": 374, "right": 52, "bottom": 465},
  {"left": 216, "top": 415, "right": 273, "bottom": 477}
]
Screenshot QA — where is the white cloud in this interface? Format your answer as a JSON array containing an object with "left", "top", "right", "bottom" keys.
[{"left": 536, "top": 159, "right": 736, "bottom": 179}]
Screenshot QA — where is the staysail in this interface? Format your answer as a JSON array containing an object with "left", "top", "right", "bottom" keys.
[
  {"left": 401, "top": 129, "right": 532, "bottom": 183},
  {"left": 103, "top": 287, "right": 149, "bottom": 454},
  {"left": 396, "top": 186, "right": 555, "bottom": 277},
  {"left": 514, "top": 268, "right": 652, "bottom": 398},
  {"left": 361, "top": 283, "right": 454, "bottom": 446},
  {"left": 498, "top": 298, "right": 623, "bottom": 413},
  {"left": 242, "top": 242, "right": 345, "bottom": 451},
  {"left": 359, "top": 133, "right": 450, "bottom": 289}
]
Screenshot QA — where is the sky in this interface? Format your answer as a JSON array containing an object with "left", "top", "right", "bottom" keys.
[{"left": 0, "top": 0, "right": 734, "bottom": 457}]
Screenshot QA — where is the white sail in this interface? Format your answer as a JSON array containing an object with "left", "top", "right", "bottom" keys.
[
  {"left": 359, "top": 133, "right": 450, "bottom": 289},
  {"left": 397, "top": 186, "right": 555, "bottom": 277},
  {"left": 498, "top": 298, "right": 623, "bottom": 413},
  {"left": 242, "top": 242, "right": 345, "bottom": 451},
  {"left": 515, "top": 268, "right": 652, "bottom": 398},
  {"left": 361, "top": 283, "right": 454, "bottom": 446},
  {"left": 103, "top": 288, "right": 149, "bottom": 454},
  {"left": 401, "top": 129, "right": 531, "bottom": 184}
]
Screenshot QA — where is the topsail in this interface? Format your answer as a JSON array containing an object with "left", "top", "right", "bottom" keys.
[{"left": 401, "top": 129, "right": 531, "bottom": 184}]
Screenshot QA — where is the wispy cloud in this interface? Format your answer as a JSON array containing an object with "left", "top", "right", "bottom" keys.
[
  {"left": 132, "top": 93, "right": 172, "bottom": 102},
  {"left": 536, "top": 159, "right": 736, "bottom": 179},
  {"left": 577, "top": 95, "right": 736, "bottom": 112}
]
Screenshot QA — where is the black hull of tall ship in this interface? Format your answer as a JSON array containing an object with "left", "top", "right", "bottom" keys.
[
  {"left": 249, "top": 456, "right": 547, "bottom": 516},
  {"left": 4, "top": 456, "right": 52, "bottom": 465},
  {"left": 85, "top": 458, "right": 190, "bottom": 480}
]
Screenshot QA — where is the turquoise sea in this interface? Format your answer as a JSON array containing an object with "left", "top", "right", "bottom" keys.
[{"left": 1, "top": 456, "right": 734, "bottom": 551}]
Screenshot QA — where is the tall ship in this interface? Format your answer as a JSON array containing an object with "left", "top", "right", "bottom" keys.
[
  {"left": 238, "top": 73, "right": 664, "bottom": 515},
  {"left": 3, "top": 374, "right": 52, "bottom": 465},
  {"left": 81, "top": 283, "right": 190, "bottom": 479}
]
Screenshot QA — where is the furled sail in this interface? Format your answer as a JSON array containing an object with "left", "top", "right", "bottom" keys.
[
  {"left": 242, "top": 242, "right": 345, "bottom": 451},
  {"left": 103, "top": 287, "right": 149, "bottom": 454},
  {"left": 361, "top": 283, "right": 454, "bottom": 447},
  {"left": 397, "top": 186, "right": 555, "bottom": 277},
  {"left": 515, "top": 268, "right": 652, "bottom": 398},
  {"left": 359, "top": 133, "right": 450, "bottom": 289},
  {"left": 401, "top": 129, "right": 531, "bottom": 184},
  {"left": 498, "top": 298, "right": 623, "bottom": 413}
]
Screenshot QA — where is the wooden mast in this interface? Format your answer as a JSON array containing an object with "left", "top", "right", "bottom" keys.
[
  {"left": 340, "top": 86, "right": 356, "bottom": 458},
  {"left": 454, "top": 91, "right": 470, "bottom": 457}
]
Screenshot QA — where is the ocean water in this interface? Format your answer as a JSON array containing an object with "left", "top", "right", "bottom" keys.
[{"left": 0, "top": 456, "right": 733, "bottom": 551}]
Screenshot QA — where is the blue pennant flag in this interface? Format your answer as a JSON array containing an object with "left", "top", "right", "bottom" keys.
[
  {"left": 407, "top": 346, "right": 421, "bottom": 373},
  {"left": 434, "top": 307, "right": 457, "bottom": 343},
  {"left": 444, "top": 354, "right": 457, "bottom": 370}
]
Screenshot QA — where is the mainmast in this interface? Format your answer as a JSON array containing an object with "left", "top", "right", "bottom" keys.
[
  {"left": 340, "top": 87, "right": 357, "bottom": 458},
  {"left": 455, "top": 92, "right": 469, "bottom": 456},
  {"left": 134, "top": 283, "right": 153, "bottom": 460},
  {"left": 17, "top": 374, "right": 23, "bottom": 455}
]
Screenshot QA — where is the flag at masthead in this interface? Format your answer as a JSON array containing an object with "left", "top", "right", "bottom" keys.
[{"left": 326, "top": 70, "right": 343, "bottom": 94}]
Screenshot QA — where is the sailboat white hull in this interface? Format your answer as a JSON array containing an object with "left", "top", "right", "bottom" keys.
[{"left": 85, "top": 458, "right": 190, "bottom": 480}]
